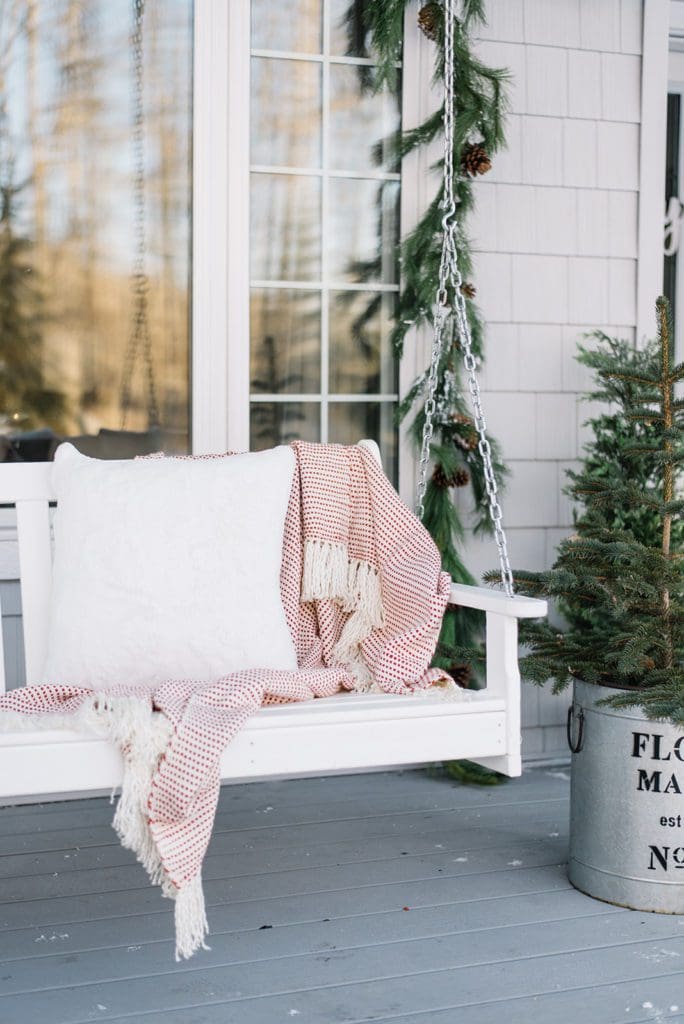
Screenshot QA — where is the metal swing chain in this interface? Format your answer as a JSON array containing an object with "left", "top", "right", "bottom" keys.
[
  {"left": 416, "top": 0, "right": 514, "bottom": 597},
  {"left": 120, "top": 0, "right": 159, "bottom": 429}
]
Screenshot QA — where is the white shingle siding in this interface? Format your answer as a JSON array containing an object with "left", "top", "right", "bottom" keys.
[{"left": 471, "top": 0, "right": 645, "bottom": 760}]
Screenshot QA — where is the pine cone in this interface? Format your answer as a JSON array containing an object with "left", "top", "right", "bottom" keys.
[
  {"left": 461, "top": 143, "right": 492, "bottom": 177},
  {"left": 451, "top": 413, "right": 479, "bottom": 451},
  {"left": 451, "top": 412, "right": 472, "bottom": 426},
  {"left": 432, "top": 464, "right": 470, "bottom": 489},
  {"left": 449, "top": 664, "right": 471, "bottom": 688},
  {"left": 460, "top": 282, "right": 476, "bottom": 299},
  {"left": 418, "top": 3, "right": 441, "bottom": 41}
]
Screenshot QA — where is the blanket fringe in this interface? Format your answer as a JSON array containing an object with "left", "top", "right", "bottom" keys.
[
  {"left": 173, "top": 874, "right": 210, "bottom": 961},
  {"left": 334, "top": 558, "right": 385, "bottom": 690},
  {"left": 107, "top": 699, "right": 172, "bottom": 888},
  {"left": 302, "top": 540, "right": 385, "bottom": 688},
  {"left": 301, "top": 538, "right": 349, "bottom": 601},
  {"left": 342, "top": 558, "right": 385, "bottom": 625}
]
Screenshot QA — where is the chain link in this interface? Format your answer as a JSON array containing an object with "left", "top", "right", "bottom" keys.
[
  {"left": 415, "top": 0, "right": 514, "bottom": 596},
  {"left": 120, "top": 0, "right": 159, "bottom": 429}
]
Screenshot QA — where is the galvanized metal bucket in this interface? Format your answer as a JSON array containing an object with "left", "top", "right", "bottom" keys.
[{"left": 568, "top": 678, "right": 684, "bottom": 913}]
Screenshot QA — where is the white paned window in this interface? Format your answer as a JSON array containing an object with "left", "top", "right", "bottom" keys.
[{"left": 248, "top": 0, "right": 401, "bottom": 481}]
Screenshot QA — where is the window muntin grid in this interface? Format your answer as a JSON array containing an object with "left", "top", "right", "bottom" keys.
[{"left": 249, "top": 0, "right": 401, "bottom": 481}]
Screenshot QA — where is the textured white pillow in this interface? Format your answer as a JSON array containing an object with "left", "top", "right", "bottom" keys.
[{"left": 42, "top": 443, "right": 298, "bottom": 687}]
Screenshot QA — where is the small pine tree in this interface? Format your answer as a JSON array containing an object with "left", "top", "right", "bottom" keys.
[
  {"left": 509, "top": 299, "right": 684, "bottom": 723},
  {"left": 0, "top": 174, "right": 66, "bottom": 433}
]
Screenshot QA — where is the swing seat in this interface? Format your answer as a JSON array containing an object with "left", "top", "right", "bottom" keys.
[{"left": 0, "top": 448, "right": 546, "bottom": 802}]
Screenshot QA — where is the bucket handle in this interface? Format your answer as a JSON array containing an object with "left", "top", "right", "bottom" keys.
[{"left": 566, "top": 703, "right": 585, "bottom": 754}]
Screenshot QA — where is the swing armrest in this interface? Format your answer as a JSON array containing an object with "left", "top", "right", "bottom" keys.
[
  {"left": 447, "top": 583, "right": 544, "bottom": 778},
  {"left": 448, "top": 583, "right": 547, "bottom": 619}
]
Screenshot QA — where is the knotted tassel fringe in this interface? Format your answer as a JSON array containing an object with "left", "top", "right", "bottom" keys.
[
  {"left": 333, "top": 557, "right": 385, "bottom": 679},
  {"left": 301, "top": 539, "right": 349, "bottom": 601},
  {"left": 107, "top": 699, "right": 173, "bottom": 888},
  {"left": 341, "top": 558, "right": 385, "bottom": 625},
  {"left": 173, "top": 874, "right": 210, "bottom": 961},
  {"left": 301, "top": 538, "right": 386, "bottom": 689}
]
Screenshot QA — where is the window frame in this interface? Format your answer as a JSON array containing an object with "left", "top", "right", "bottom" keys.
[
  {"left": 666, "top": 77, "right": 684, "bottom": 361},
  {"left": 663, "top": 27, "right": 684, "bottom": 360},
  {"left": 193, "top": 0, "right": 427, "bottom": 503}
]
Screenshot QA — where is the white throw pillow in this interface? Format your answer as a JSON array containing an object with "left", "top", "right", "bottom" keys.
[{"left": 42, "top": 443, "right": 298, "bottom": 687}]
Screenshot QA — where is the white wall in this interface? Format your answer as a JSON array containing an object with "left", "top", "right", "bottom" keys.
[{"left": 464, "top": 0, "right": 646, "bottom": 759}]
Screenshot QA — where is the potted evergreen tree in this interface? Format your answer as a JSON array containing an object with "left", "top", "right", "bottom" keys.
[{"left": 511, "top": 297, "right": 684, "bottom": 912}]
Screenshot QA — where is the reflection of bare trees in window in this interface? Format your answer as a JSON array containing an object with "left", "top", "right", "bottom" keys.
[
  {"left": 0, "top": 173, "right": 67, "bottom": 440},
  {"left": 0, "top": 0, "right": 192, "bottom": 458},
  {"left": 332, "top": 181, "right": 400, "bottom": 395},
  {"left": 250, "top": 336, "right": 307, "bottom": 446},
  {"left": 54, "top": 0, "right": 102, "bottom": 423},
  {"left": 0, "top": 3, "right": 66, "bottom": 445}
]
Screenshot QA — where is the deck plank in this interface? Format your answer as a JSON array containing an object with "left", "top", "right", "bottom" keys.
[
  {"left": 0, "top": 771, "right": 568, "bottom": 836},
  {"left": 1, "top": 767, "right": 682, "bottom": 1024},
  {"left": 349, "top": 982, "right": 684, "bottom": 1024},
  {"left": 3, "top": 928, "right": 684, "bottom": 1023},
  {"left": 134, "top": 976, "right": 684, "bottom": 1024},
  {"left": 0, "top": 801, "right": 566, "bottom": 886},
  {"left": 0, "top": 887, "right": 616, "bottom": 964},
  {"left": 1, "top": 904, "right": 640, "bottom": 997},
  {"left": 0, "top": 799, "right": 567, "bottom": 860}
]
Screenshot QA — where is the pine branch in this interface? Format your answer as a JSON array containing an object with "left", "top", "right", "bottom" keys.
[{"left": 341, "top": 2, "right": 512, "bottom": 689}]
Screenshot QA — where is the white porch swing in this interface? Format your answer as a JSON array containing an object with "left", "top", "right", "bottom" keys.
[{"left": 0, "top": 0, "right": 545, "bottom": 802}]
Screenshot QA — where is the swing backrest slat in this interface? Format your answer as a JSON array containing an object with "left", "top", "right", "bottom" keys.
[
  {"left": 0, "top": 464, "right": 54, "bottom": 690},
  {"left": 17, "top": 498, "right": 52, "bottom": 687}
]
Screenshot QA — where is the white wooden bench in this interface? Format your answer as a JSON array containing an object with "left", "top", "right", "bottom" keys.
[{"left": 0, "top": 457, "right": 546, "bottom": 800}]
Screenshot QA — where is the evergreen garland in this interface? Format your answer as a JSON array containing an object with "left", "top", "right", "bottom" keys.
[
  {"left": 503, "top": 299, "right": 684, "bottom": 723},
  {"left": 347, "top": 0, "right": 511, "bottom": 675}
]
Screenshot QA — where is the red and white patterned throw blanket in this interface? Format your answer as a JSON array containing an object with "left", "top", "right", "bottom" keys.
[{"left": 0, "top": 442, "right": 452, "bottom": 958}]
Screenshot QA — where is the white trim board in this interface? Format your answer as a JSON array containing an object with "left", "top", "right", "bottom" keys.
[
  {"left": 192, "top": 0, "right": 245, "bottom": 455},
  {"left": 398, "top": 4, "right": 437, "bottom": 507},
  {"left": 637, "top": 0, "right": 669, "bottom": 343}
]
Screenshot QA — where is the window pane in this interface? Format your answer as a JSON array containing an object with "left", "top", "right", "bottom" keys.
[
  {"left": 330, "top": 0, "right": 402, "bottom": 61},
  {"left": 329, "top": 0, "right": 372, "bottom": 58},
  {"left": 251, "top": 58, "right": 322, "bottom": 169},
  {"left": 251, "top": 174, "right": 321, "bottom": 281},
  {"left": 250, "top": 402, "right": 320, "bottom": 449},
  {"left": 329, "top": 291, "right": 397, "bottom": 394},
  {"left": 0, "top": 0, "right": 192, "bottom": 460},
  {"left": 329, "top": 401, "right": 397, "bottom": 480},
  {"left": 329, "top": 65, "right": 400, "bottom": 173},
  {"left": 327, "top": 179, "right": 400, "bottom": 284},
  {"left": 251, "top": 289, "right": 321, "bottom": 394},
  {"left": 251, "top": 0, "right": 322, "bottom": 54}
]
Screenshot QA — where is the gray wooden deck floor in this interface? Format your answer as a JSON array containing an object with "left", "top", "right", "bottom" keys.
[{"left": 1, "top": 767, "right": 683, "bottom": 1024}]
